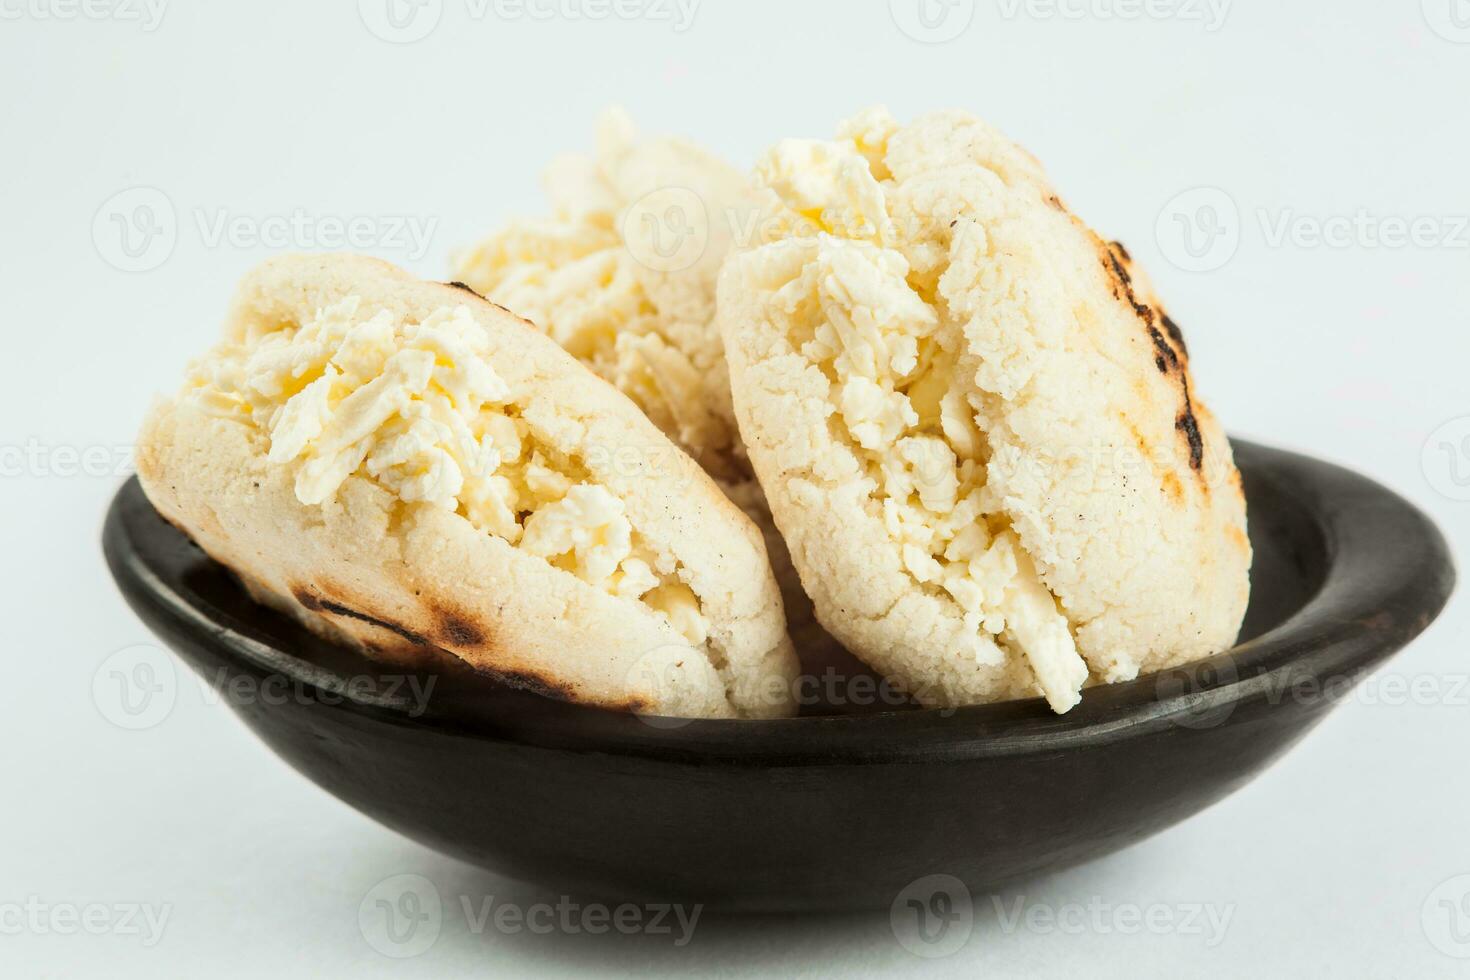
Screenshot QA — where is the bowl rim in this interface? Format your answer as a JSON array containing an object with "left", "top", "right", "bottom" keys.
[{"left": 103, "top": 439, "right": 1455, "bottom": 766}]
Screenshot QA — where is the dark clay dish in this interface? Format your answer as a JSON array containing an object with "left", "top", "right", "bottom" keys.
[{"left": 103, "top": 440, "right": 1454, "bottom": 911}]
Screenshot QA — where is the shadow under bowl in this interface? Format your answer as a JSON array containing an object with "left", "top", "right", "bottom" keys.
[{"left": 103, "top": 440, "right": 1454, "bottom": 911}]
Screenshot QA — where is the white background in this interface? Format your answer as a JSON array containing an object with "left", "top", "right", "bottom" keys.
[{"left": 2, "top": 0, "right": 1468, "bottom": 975}]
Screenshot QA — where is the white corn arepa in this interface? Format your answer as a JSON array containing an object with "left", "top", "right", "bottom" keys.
[
  {"left": 452, "top": 108, "right": 749, "bottom": 483},
  {"left": 451, "top": 110, "right": 821, "bottom": 637},
  {"left": 717, "top": 108, "right": 1251, "bottom": 713},
  {"left": 136, "top": 253, "right": 798, "bottom": 719}
]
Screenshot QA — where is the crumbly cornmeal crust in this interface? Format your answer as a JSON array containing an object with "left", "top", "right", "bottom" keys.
[
  {"left": 450, "top": 109, "right": 820, "bottom": 634},
  {"left": 139, "top": 254, "right": 798, "bottom": 719},
  {"left": 717, "top": 107, "right": 1251, "bottom": 712},
  {"left": 452, "top": 108, "right": 750, "bottom": 484}
]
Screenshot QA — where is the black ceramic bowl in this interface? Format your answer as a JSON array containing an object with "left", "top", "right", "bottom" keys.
[{"left": 103, "top": 441, "right": 1453, "bottom": 911}]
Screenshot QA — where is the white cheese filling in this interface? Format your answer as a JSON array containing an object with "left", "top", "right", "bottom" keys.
[
  {"left": 749, "top": 115, "right": 1090, "bottom": 711},
  {"left": 187, "top": 296, "right": 707, "bottom": 645},
  {"left": 451, "top": 108, "right": 741, "bottom": 479}
]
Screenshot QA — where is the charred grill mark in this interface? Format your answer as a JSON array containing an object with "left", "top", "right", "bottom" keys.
[
  {"left": 317, "top": 598, "right": 431, "bottom": 647},
  {"left": 1153, "top": 314, "right": 1204, "bottom": 475},
  {"left": 1105, "top": 251, "right": 1132, "bottom": 298},
  {"left": 489, "top": 299, "right": 537, "bottom": 329},
  {"left": 468, "top": 664, "right": 650, "bottom": 713},
  {"left": 290, "top": 586, "right": 646, "bottom": 713},
  {"left": 1148, "top": 326, "right": 1181, "bottom": 373},
  {"left": 1160, "top": 313, "right": 1189, "bottom": 358},
  {"left": 434, "top": 609, "right": 485, "bottom": 648},
  {"left": 446, "top": 279, "right": 537, "bottom": 329},
  {"left": 1105, "top": 239, "right": 1164, "bottom": 327},
  {"left": 1099, "top": 240, "right": 1205, "bottom": 477},
  {"left": 1166, "top": 347, "right": 1208, "bottom": 477},
  {"left": 1176, "top": 394, "right": 1205, "bottom": 472},
  {"left": 487, "top": 666, "right": 576, "bottom": 701},
  {"left": 1103, "top": 245, "right": 1156, "bottom": 322},
  {"left": 444, "top": 280, "right": 487, "bottom": 300}
]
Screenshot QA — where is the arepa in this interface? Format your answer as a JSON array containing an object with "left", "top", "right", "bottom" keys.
[
  {"left": 717, "top": 108, "right": 1251, "bottom": 713},
  {"left": 137, "top": 254, "right": 798, "bottom": 719}
]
